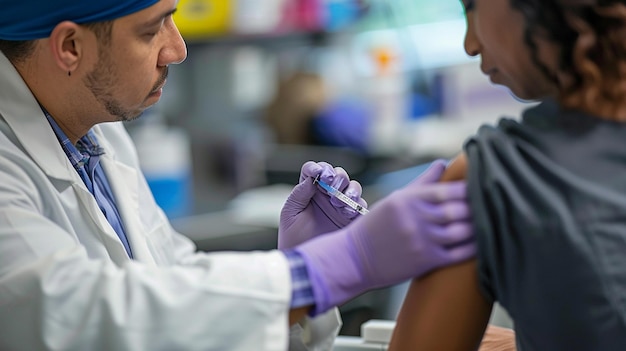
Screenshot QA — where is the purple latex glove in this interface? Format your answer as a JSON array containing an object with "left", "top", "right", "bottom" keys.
[
  {"left": 278, "top": 161, "right": 368, "bottom": 249},
  {"left": 294, "top": 160, "right": 475, "bottom": 315}
]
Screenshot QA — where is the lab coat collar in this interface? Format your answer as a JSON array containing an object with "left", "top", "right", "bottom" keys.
[
  {"left": 94, "top": 130, "right": 156, "bottom": 266},
  {"left": 0, "top": 53, "right": 77, "bottom": 182}
]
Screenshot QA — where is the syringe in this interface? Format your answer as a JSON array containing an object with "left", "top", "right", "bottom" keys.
[{"left": 314, "top": 175, "right": 369, "bottom": 215}]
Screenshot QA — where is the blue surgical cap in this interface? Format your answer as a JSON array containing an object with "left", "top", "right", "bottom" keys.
[{"left": 0, "top": 0, "right": 160, "bottom": 40}]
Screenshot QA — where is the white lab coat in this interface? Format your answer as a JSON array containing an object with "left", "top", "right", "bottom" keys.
[{"left": 0, "top": 53, "right": 340, "bottom": 350}]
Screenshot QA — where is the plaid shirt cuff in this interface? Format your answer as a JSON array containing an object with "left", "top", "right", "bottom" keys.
[{"left": 283, "top": 249, "right": 316, "bottom": 308}]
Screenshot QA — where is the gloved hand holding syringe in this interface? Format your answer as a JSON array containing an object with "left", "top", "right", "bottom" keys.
[{"left": 314, "top": 175, "right": 369, "bottom": 215}]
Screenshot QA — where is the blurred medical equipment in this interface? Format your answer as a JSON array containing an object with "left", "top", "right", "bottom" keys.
[
  {"left": 314, "top": 175, "right": 369, "bottom": 215},
  {"left": 333, "top": 319, "right": 395, "bottom": 350}
]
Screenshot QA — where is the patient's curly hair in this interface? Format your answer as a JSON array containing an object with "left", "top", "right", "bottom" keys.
[{"left": 511, "top": 0, "right": 626, "bottom": 106}]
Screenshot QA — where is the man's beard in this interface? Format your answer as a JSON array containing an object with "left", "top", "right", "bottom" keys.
[{"left": 84, "top": 55, "right": 169, "bottom": 122}]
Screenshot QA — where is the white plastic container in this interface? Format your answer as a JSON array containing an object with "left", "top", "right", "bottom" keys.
[
  {"left": 132, "top": 117, "right": 193, "bottom": 218},
  {"left": 365, "top": 44, "right": 410, "bottom": 155}
]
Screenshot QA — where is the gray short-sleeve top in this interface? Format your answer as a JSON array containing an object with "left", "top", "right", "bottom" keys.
[{"left": 465, "top": 100, "right": 626, "bottom": 350}]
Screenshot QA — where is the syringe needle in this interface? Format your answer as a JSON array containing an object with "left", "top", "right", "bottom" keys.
[{"left": 314, "top": 175, "right": 369, "bottom": 215}]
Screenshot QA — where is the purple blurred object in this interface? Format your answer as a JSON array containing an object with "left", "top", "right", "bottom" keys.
[{"left": 311, "top": 99, "right": 371, "bottom": 154}]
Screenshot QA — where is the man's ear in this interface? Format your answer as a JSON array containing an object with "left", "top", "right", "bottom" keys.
[{"left": 48, "top": 21, "right": 87, "bottom": 75}]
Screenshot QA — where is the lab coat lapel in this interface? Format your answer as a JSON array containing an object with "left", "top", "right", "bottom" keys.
[
  {"left": 72, "top": 183, "right": 132, "bottom": 264},
  {"left": 5, "top": 108, "right": 134, "bottom": 265},
  {"left": 99, "top": 154, "right": 157, "bottom": 266}
]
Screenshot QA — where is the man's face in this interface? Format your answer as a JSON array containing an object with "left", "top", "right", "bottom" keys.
[
  {"left": 460, "top": 0, "right": 559, "bottom": 101},
  {"left": 83, "top": 0, "right": 187, "bottom": 121}
]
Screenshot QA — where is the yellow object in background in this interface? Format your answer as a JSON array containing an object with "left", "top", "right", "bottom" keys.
[{"left": 174, "top": 0, "right": 231, "bottom": 39}]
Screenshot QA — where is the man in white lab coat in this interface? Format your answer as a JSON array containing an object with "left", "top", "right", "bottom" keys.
[{"left": 0, "top": 0, "right": 476, "bottom": 350}]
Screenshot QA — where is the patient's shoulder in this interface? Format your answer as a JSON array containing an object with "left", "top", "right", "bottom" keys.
[{"left": 440, "top": 153, "right": 468, "bottom": 182}]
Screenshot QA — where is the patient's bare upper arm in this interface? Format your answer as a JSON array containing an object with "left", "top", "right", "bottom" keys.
[{"left": 387, "top": 153, "right": 493, "bottom": 351}]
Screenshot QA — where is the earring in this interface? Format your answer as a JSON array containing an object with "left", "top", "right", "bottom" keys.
[{"left": 68, "top": 71, "right": 72, "bottom": 77}]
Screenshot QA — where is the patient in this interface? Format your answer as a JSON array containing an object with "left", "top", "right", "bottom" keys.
[{"left": 388, "top": 0, "right": 626, "bottom": 350}]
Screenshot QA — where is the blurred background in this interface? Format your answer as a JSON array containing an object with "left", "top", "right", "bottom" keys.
[{"left": 126, "top": 0, "right": 522, "bottom": 335}]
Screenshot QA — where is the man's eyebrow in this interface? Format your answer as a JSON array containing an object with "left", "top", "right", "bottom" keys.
[{"left": 141, "top": 8, "right": 177, "bottom": 28}]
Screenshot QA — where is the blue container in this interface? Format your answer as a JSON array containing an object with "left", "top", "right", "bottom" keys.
[
  {"left": 146, "top": 174, "right": 192, "bottom": 219},
  {"left": 324, "top": 0, "right": 360, "bottom": 31}
]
